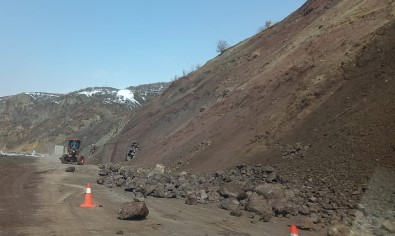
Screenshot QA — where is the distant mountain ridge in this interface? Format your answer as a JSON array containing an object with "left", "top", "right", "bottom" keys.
[
  {"left": 1, "top": 82, "right": 169, "bottom": 108},
  {"left": 0, "top": 82, "right": 169, "bottom": 153}
]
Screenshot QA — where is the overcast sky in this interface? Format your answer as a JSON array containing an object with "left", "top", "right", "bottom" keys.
[{"left": 0, "top": 0, "right": 306, "bottom": 96}]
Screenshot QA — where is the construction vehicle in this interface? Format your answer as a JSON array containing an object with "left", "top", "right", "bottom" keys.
[{"left": 60, "top": 138, "right": 85, "bottom": 165}]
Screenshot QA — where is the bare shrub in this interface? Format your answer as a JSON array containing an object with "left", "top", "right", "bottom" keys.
[{"left": 216, "top": 40, "right": 229, "bottom": 54}]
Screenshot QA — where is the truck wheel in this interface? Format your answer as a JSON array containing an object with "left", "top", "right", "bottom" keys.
[
  {"left": 77, "top": 155, "right": 85, "bottom": 165},
  {"left": 60, "top": 154, "right": 69, "bottom": 164}
]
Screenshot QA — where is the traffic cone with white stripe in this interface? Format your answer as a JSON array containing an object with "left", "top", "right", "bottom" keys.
[
  {"left": 290, "top": 225, "right": 298, "bottom": 236},
  {"left": 80, "top": 183, "right": 96, "bottom": 208}
]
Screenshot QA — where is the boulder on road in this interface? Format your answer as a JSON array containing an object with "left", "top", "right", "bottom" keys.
[
  {"left": 118, "top": 201, "right": 149, "bottom": 220},
  {"left": 65, "top": 166, "right": 75, "bottom": 172}
]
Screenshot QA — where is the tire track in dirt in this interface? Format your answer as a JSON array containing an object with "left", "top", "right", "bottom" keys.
[
  {"left": 56, "top": 187, "right": 93, "bottom": 236},
  {"left": 0, "top": 160, "right": 12, "bottom": 230},
  {"left": 25, "top": 159, "right": 93, "bottom": 236},
  {"left": 0, "top": 157, "right": 40, "bottom": 235},
  {"left": 11, "top": 167, "right": 35, "bottom": 214}
]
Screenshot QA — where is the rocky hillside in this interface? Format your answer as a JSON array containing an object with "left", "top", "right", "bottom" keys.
[
  {"left": 92, "top": 1, "right": 395, "bottom": 233},
  {"left": 97, "top": 0, "right": 394, "bottom": 176},
  {"left": 68, "top": 0, "right": 394, "bottom": 234},
  {"left": 0, "top": 83, "right": 168, "bottom": 153}
]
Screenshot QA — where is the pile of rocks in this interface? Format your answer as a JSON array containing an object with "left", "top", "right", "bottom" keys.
[{"left": 96, "top": 163, "right": 395, "bottom": 234}]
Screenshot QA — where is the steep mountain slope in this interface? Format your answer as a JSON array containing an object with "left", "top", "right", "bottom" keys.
[
  {"left": 0, "top": 83, "right": 168, "bottom": 153},
  {"left": 98, "top": 0, "right": 394, "bottom": 176}
]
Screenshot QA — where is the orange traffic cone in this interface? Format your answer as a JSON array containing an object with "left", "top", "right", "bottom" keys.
[
  {"left": 80, "top": 183, "right": 96, "bottom": 208},
  {"left": 290, "top": 225, "right": 298, "bottom": 236}
]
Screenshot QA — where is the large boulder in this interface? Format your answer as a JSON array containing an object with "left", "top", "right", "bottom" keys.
[
  {"left": 254, "top": 184, "right": 285, "bottom": 200},
  {"left": 218, "top": 183, "right": 246, "bottom": 200},
  {"left": 207, "top": 191, "right": 221, "bottom": 202},
  {"left": 118, "top": 201, "right": 149, "bottom": 220},
  {"left": 196, "top": 190, "right": 209, "bottom": 202},
  {"left": 283, "top": 202, "right": 300, "bottom": 216},
  {"left": 185, "top": 192, "right": 198, "bottom": 205},
  {"left": 65, "top": 166, "right": 75, "bottom": 172},
  {"left": 220, "top": 198, "right": 240, "bottom": 212},
  {"left": 245, "top": 192, "right": 272, "bottom": 222}
]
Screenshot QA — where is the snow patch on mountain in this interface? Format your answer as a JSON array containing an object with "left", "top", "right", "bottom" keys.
[
  {"left": 77, "top": 88, "right": 140, "bottom": 106},
  {"left": 23, "top": 92, "right": 61, "bottom": 101},
  {"left": 116, "top": 89, "right": 140, "bottom": 105},
  {"left": 77, "top": 89, "right": 107, "bottom": 97},
  {"left": 25, "top": 92, "right": 60, "bottom": 97}
]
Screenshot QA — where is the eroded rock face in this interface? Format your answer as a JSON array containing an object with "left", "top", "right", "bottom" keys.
[{"left": 118, "top": 201, "right": 149, "bottom": 220}]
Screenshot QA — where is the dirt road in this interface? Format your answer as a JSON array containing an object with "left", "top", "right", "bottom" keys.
[
  {"left": 0, "top": 156, "right": 44, "bottom": 236},
  {"left": 1, "top": 155, "right": 325, "bottom": 236}
]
